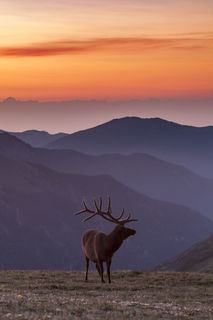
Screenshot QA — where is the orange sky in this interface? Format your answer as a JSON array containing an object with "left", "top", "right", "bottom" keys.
[{"left": 0, "top": 0, "right": 213, "bottom": 100}]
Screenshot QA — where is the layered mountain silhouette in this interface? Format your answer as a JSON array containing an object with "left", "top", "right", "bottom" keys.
[
  {"left": 1, "top": 133, "right": 213, "bottom": 220},
  {"left": 10, "top": 130, "right": 68, "bottom": 147},
  {"left": 155, "top": 234, "right": 213, "bottom": 273},
  {"left": 0, "top": 152, "right": 212, "bottom": 270},
  {"left": 46, "top": 117, "right": 213, "bottom": 178},
  {"left": 1, "top": 116, "right": 213, "bottom": 271}
]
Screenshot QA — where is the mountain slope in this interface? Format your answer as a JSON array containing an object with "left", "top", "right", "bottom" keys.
[
  {"left": 46, "top": 117, "right": 213, "bottom": 178},
  {"left": 1, "top": 132, "right": 213, "bottom": 220},
  {"left": 0, "top": 153, "right": 212, "bottom": 270},
  {"left": 10, "top": 130, "right": 68, "bottom": 147},
  {"left": 155, "top": 234, "right": 213, "bottom": 273}
]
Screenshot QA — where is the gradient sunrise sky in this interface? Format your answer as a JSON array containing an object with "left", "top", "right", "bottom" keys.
[{"left": 0, "top": 0, "right": 213, "bottom": 101}]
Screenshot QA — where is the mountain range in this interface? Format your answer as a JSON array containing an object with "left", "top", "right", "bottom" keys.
[
  {"left": 0, "top": 116, "right": 213, "bottom": 270},
  {"left": 0, "top": 132, "right": 213, "bottom": 220},
  {"left": 46, "top": 117, "right": 213, "bottom": 178},
  {"left": 0, "top": 152, "right": 212, "bottom": 270}
]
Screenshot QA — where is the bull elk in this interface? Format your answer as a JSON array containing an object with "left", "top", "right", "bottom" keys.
[{"left": 74, "top": 197, "right": 137, "bottom": 283}]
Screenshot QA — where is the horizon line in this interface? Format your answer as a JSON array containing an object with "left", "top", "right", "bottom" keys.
[{"left": 1, "top": 96, "right": 213, "bottom": 104}]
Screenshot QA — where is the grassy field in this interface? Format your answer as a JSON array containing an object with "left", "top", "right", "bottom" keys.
[{"left": 0, "top": 270, "right": 213, "bottom": 319}]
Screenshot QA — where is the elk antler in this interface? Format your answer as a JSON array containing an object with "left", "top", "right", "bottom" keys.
[{"left": 74, "top": 197, "right": 138, "bottom": 225}]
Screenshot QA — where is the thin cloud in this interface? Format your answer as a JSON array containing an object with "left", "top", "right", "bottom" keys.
[{"left": 0, "top": 36, "right": 212, "bottom": 58}]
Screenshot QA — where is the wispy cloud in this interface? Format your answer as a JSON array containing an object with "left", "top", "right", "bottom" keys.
[{"left": 0, "top": 36, "right": 212, "bottom": 58}]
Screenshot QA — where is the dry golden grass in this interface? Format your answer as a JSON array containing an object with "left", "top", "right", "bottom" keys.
[{"left": 0, "top": 270, "right": 213, "bottom": 319}]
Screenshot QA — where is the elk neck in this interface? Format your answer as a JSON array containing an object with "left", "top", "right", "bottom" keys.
[{"left": 106, "top": 225, "right": 124, "bottom": 255}]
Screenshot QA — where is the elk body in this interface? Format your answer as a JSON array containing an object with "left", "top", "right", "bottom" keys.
[{"left": 74, "top": 197, "right": 137, "bottom": 283}]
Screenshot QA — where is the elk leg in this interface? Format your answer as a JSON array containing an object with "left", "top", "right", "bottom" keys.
[
  {"left": 97, "top": 259, "right": 105, "bottom": 283},
  {"left": 85, "top": 257, "right": 89, "bottom": 281},
  {"left": 96, "top": 263, "right": 101, "bottom": 277},
  {"left": 106, "top": 259, "right": 112, "bottom": 283}
]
